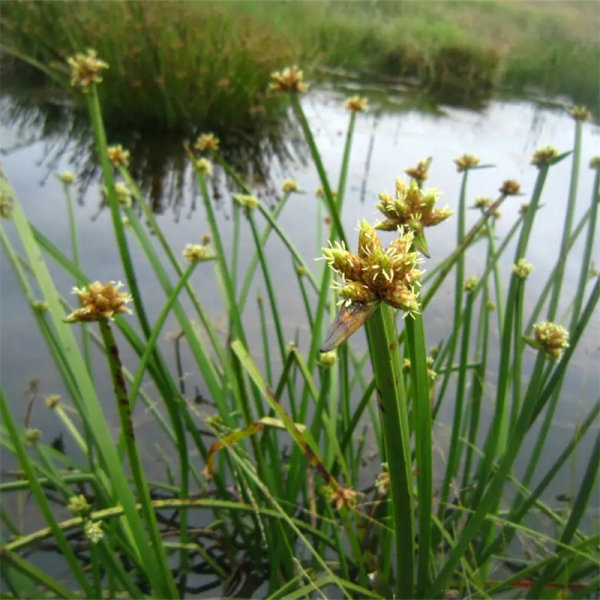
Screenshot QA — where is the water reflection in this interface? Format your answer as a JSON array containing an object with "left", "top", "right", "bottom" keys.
[{"left": 0, "top": 79, "right": 304, "bottom": 214}]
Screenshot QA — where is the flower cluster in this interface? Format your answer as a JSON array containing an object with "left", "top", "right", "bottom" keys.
[
  {"left": 345, "top": 96, "right": 368, "bottom": 114},
  {"left": 325, "top": 485, "right": 357, "bottom": 510},
  {"left": 59, "top": 171, "right": 75, "bottom": 185},
  {"left": 281, "top": 179, "right": 300, "bottom": 193},
  {"left": 234, "top": 194, "right": 259, "bottom": 210},
  {"left": 454, "top": 154, "right": 480, "bottom": 172},
  {"left": 67, "top": 49, "right": 108, "bottom": 92},
  {"left": 513, "top": 258, "right": 534, "bottom": 279},
  {"left": 107, "top": 145, "right": 130, "bottom": 168},
  {"left": 568, "top": 105, "right": 591, "bottom": 122},
  {"left": 183, "top": 243, "right": 210, "bottom": 262},
  {"left": 375, "top": 178, "right": 452, "bottom": 255},
  {"left": 529, "top": 322, "right": 570, "bottom": 360},
  {"left": 65, "top": 281, "right": 132, "bottom": 323},
  {"left": 322, "top": 220, "right": 423, "bottom": 314},
  {"left": 531, "top": 145, "right": 558, "bottom": 166},
  {"left": 194, "top": 133, "right": 220, "bottom": 153},
  {"left": 463, "top": 275, "right": 478, "bottom": 294},
  {"left": 68, "top": 495, "right": 91, "bottom": 515},
  {"left": 404, "top": 157, "right": 432, "bottom": 183},
  {"left": 500, "top": 179, "right": 521, "bottom": 196},
  {"left": 195, "top": 158, "right": 213, "bottom": 177},
  {"left": 0, "top": 191, "right": 14, "bottom": 219},
  {"left": 269, "top": 66, "right": 308, "bottom": 94}
]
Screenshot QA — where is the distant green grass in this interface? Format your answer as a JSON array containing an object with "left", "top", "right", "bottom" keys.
[{"left": 1, "top": 0, "right": 598, "bottom": 131}]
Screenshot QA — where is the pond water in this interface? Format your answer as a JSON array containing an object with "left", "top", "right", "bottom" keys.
[{"left": 1, "top": 84, "right": 599, "bottom": 533}]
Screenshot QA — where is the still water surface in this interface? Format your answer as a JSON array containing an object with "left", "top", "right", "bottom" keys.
[{"left": 1, "top": 87, "right": 598, "bottom": 519}]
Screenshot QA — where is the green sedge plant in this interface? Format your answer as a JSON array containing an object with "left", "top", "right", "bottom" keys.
[{"left": 0, "top": 53, "right": 598, "bottom": 599}]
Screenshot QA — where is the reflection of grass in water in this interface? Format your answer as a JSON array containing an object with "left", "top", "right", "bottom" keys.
[
  {"left": 1, "top": 1, "right": 598, "bottom": 126},
  {"left": 1, "top": 58, "right": 599, "bottom": 598}
]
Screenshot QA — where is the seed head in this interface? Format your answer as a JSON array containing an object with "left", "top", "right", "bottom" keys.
[
  {"left": 113, "top": 182, "right": 132, "bottom": 207},
  {"left": 33, "top": 300, "right": 49, "bottom": 314},
  {"left": 500, "top": 179, "right": 520, "bottom": 196},
  {"left": 46, "top": 394, "right": 61, "bottom": 409},
  {"left": 319, "top": 350, "right": 337, "bottom": 367},
  {"left": 194, "top": 133, "right": 220, "bottom": 153},
  {"left": 590, "top": 156, "right": 600, "bottom": 169},
  {"left": 454, "top": 154, "right": 480, "bottom": 172},
  {"left": 568, "top": 105, "right": 591, "bottom": 122},
  {"left": 68, "top": 494, "right": 91, "bottom": 515},
  {"left": 183, "top": 243, "right": 208, "bottom": 262},
  {"left": 316, "top": 186, "right": 337, "bottom": 199},
  {"left": 345, "top": 96, "right": 368, "bottom": 114},
  {"left": 282, "top": 179, "right": 300, "bottom": 193},
  {"left": 531, "top": 145, "right": 558, "bottom": 166},
  {"left": 463, "top": 275, "right": 478, "bottom": 294},
  {"left": 195, "top": 158, "right": 213, "bottom": 177},
  {"left": 513, "top": 258, "right": 534, "bottom": 279},
  {"left": 25, "top": 428, "right": 41, "bottom": 443},
  {"left": 519, "top": 203, "right": 530, "bottom": 215},
  {"left": 325, "top": 485, "right": 357, "bottom": 510},
  {"left": 473, "top": 197, "right": 492, "bottom": 210},
  {"left": 375, "top": 178, "right": 452, "bottom": 242},
  {"left": 65, "top": 281, "right": 133, "bottom": 323},
  {"left": 322, "top": 220, "right": 423, "bottom": 315},
  {"left": 269, "top": 66, "right": 308, "bottom": 94},
  {"left": 234, "top": 194, "right": 259, "bottom": 210},
  {"left": 107, "top": 145, "right": 130, "bottom": 168},
  {"left": 59, "top": 171, "right": 76, "bottom": 185},
  {"left": 533, "top": 321, "right": 570, "bottom": 360},
  {"left": 67, "top": 49, "right": 108, "bottom": 92},
  {"left": 404, "top": 157, "right": 432, "bottom": 183},
  {"left": 83, "top": 520, "right": 104, "bottom": 544}
]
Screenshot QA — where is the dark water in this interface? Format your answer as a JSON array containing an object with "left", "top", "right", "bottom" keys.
[{"left": 1, "top": 85, "right": 599, "bottom": 555}]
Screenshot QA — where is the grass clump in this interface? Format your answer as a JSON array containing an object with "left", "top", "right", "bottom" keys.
[
  {"left": 0, "top": 51, "right": 599, "bottom": 599},
  {"left": 1, "top": 0, "right": 598, "bottom": 131}
]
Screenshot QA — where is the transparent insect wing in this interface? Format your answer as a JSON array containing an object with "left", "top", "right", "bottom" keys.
[{"left": 320, "top": 301, "right": 379, "bottom": 352}]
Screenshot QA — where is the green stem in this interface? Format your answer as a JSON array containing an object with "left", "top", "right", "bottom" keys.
[
  {"left": 365, "top": 304, "right": 414, "bottom": 599},
  {"left": 98, "top": 320, "right": 178, "bottom": 598}
]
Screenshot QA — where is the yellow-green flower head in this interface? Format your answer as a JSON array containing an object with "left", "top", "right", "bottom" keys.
[
  {"left": 519, "top": 203, "right": 530, "bottom": 215},
  {"left": 269, "top": 66, "right": 308, "bottom": 94},
  {"left": 65, "top": 281, "right": 133, "bottom": 323},
  {"left": 404, "top": 157, "right": 432, "bottom": 183},
  {"left": 473, "top": 197, "right": 492, "bottom": 210},
  {"left": 319, "top": 350, "right": 337, "bottom": 367},
  {"left": 113, "top": 182, "right": 132, "bottom": 207},
  {"left": 233, "top": 193, "right": 259, "bottom": 210},
  {"left": 463, "top": 275, "right": 478, "bottom": 294},
  {"left": 68, "top": 494, "right": 91, "bottom": 515},
  {"left": 25, "top": 428, "right": 41, "bottom": 443},
  {"left": 46, "top": 394, "right": 61, "bottom": 409},
  {"left": 533, "top": 321, "right": 569, "bottom": 360},
  {"left": 375, "top": 178, "right": 452, "bottom": 235},
  {"left": 375, "top": 470, "right": 391, "bottom": 495},
  {"left": 531, "top": 145, "right": 558, "bottom": 166},
  {"left": 316, "top": 186, "right": 337, "bottom": 199},
  {"left": 590, "top": 156, "right": 600, "bottom": 169},
  {"left": 67, "top": 49, "right": 108, "bottom": 92},
  {"left": 486, "top": 301, "right": 496, "bottom": 311},
  {"left": 282, "top": 179, "right": 300, "bottom": 193},
  {"left": 33, "top": 300, "right": 49, "bottom": 313},
  {"left": 345, "top": 95, "right": 368, "bottom": 114},
  {"left": 195, "top": 158, "right": 213, "bottom": 177},
  {"left": 454, "top": 154, "right": 480, "bottom": 172},
  {"left": 59, "top": 171, "right": 75, "bottom": 185},
  {"left": 322, "top": 220, "right": 423, "bottom": 315},
  {"left": 568, "top": 105, "right": 591, "bottom": 122},
  {"left": 513, "top": 258, "right": 534, "bottom": 279},
  {"left": 107, "top": 145, "right": 130, "bottom": 168},
  {"left": 83, "top": 520, "right": 104, "bottom": 544},
  {"left": 194, "top": 133, "right": 220, "bottom": 153},
  {"left": 500, "top": 179, "right": 521, "bottom": 195},
  {"left": 0, "top": 191, "right": 14, "bottom": 219},
  {"left": 325, "top": 485, "right": 357, "bottom": 510},
  {"left": 296, "top": 265, "right": 308, "bottom": 277},
  {"left": 183, "top": 243, "right": 208, "bottom": 262}
]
